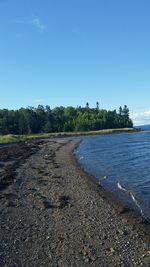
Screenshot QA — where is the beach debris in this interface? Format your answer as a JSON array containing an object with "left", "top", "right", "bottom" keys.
[
  {"left": 58, "top": 195, "right": 71, "bottom": 209},
  {"left": 43, "top": 200, "right": 55, "bottom": 209}
]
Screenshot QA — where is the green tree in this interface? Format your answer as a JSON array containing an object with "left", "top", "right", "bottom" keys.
[
  {"left": 122, "top": 105, "right": 129, "bottom": 118},
  {"left": 96, "top": 101, "right": 99, "bottom": 112},
  {"left": 0, "top": 103, "right": 133, "bottom": 135}
]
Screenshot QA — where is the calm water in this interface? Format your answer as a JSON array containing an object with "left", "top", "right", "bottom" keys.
[{"left": 76, "top": 132, "right": 150, "bottom": 220}]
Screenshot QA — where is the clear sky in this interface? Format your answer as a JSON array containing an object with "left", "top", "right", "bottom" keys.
[{"left": 0, "top": 0, "right": 150, "bottom": 125}]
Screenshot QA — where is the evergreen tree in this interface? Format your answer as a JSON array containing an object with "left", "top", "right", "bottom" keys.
[
  {"left": 0, "top": 104, "right": 133, "bottom": 135},
  {"left": 122, "top": 105, "right": 129, "bottom": 118},
  {"left": 119, "top": 106, "right": 123, "bottom": 116}
]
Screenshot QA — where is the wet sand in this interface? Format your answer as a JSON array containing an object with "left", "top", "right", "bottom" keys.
[{"left": 0, "top": 139, "right": 150, "bottom": 266}]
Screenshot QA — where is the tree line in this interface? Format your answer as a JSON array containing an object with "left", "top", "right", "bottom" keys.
[{"left": 0, "top": 103, "right": 133, "bottom": 135}]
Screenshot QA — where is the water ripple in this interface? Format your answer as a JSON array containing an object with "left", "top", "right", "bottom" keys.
[{"left": 76, "top": 132, "right": 150, "bottom": 220}]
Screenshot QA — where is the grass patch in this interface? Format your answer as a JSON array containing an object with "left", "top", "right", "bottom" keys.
[
  {"left": 0, "top": 134, "right": 25, "bottom": 144},
  {"left": 0, "top": 128, "right": 138, "bottom": 145}
]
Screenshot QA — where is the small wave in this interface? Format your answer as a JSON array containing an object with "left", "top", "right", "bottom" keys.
[
  {"left": 130, "top": 192, "right": 145, "bottom": 218},
  {"left": 117, "top": 182, "right": 145, "bottom": 218},
  {"left": 117, "top": 182, "right": 129, "bottom": 194},
  {"left": 98, "top": 175, "right": 107, "bottom": 185}
]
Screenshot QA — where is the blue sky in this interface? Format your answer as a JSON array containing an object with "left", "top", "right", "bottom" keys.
[{"left": 0, "top": 0, "right": 150, "bottom": 125}]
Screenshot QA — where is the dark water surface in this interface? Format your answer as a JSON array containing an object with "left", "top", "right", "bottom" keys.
[{"left": 76, "top": 132, "right": 150, "bottom": 220}]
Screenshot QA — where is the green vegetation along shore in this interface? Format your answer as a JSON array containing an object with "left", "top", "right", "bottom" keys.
[
  {"left": 0, "top": 128, "right": 138, "bottom": 145},
  {"left": 0, "top": 103, "right": 133, "bottom": 136}
]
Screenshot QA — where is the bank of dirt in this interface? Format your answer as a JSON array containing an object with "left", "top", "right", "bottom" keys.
[{"left": 0, "top": 139, "right": 150, "bottom": 267}]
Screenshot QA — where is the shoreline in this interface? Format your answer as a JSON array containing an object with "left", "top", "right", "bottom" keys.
[
  {"left": 72, "top": 140, "right": 150, "bottom": 242},
  {"left": 0, "top": 139, "right": 150, "bottom": 266},
  {"left": 0, "top": 127, "right": 138, "bottom": 145}
]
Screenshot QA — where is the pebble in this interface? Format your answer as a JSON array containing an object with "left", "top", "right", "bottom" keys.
[{"left": 110, "top": 247, "right": 115, "bottom": 254}]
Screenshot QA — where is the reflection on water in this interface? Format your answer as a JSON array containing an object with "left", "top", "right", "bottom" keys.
[{"left": 76, "top": 132, "right": 150, "bottom": 220}]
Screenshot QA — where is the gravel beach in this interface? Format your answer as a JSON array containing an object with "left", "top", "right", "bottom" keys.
[{"left": 0, "top": 139, "right": 150, "bottom": 267}]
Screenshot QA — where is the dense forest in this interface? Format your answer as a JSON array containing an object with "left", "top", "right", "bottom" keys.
[{"left": 0, "top": 103, "right": 133, "bottom": 135}]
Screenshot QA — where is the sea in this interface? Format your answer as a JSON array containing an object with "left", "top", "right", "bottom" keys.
[{"left": 76, "top": 132, "right": 150, "bottom": 221}]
